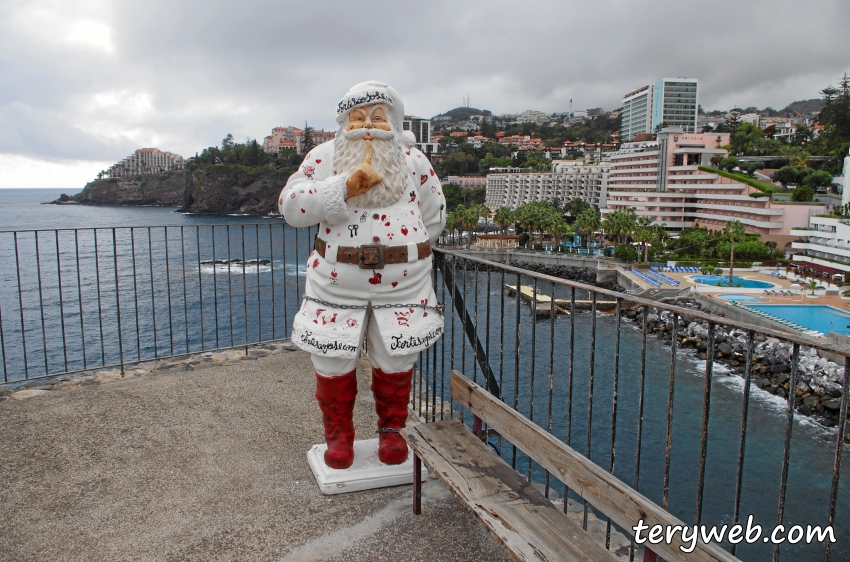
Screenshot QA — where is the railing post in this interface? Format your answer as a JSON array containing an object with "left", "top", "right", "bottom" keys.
[
  {"left": 473, "top": 415, "right": 482, "bottom": 438},
  {"left": 413, "top": 455, "right": 422, "bottom": 515}
]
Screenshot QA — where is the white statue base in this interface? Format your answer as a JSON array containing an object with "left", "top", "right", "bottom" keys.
[{"left": 307, "top": 438, "right": 419, "bottom": 495}]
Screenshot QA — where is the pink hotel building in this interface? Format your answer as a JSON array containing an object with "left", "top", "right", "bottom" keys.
[
  {"left": 263, "top": 126, "right": 336, "bottom": 155},
  {"left": 601, "top": 128, "right": 823, "bottom": 250}
]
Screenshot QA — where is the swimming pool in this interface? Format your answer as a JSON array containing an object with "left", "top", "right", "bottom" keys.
[
  {"left": 717, "top": 294, "right": 767, "bottom": 302},
  {"left": 745, "top": 304, "right": 850, "bottom": 335},
  {"left": 692, "top": 275, "right": 773, "bottom": 289}
]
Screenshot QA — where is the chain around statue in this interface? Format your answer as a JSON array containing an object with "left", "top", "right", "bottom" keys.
[{"left": 303, "top": 295, "right": 445, "bottom": 314}]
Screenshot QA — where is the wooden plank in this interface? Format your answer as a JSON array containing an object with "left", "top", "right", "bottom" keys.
[
  {"left": 402, "top": 420, "right": 618, "bottom": 562},
  {"left": 450, "top": 371, "right": 739, "bottom": 562}
]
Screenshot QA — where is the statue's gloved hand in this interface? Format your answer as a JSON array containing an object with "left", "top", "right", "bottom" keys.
[{"left": 345, "top": 140, "right": 383, "bottom": 199}]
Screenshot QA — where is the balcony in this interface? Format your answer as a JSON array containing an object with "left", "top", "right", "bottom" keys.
[{"left": 2, "top": 226, "right": 849, "bottom": 562}]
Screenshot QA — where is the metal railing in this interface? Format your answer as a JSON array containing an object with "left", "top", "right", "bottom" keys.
[
  {"left": 0, "top": 223, "right": 314, "bottom": 383},
  {"left": 2, "top": 226, "right": 848, "bottom": 561},
  {"left": 413, "top": 249, "right": 849, "bottom": 562}
]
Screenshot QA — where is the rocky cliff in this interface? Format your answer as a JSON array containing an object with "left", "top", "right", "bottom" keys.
[
  {"left": 76, "top": 173, "right": 186, "bottom": 207},
  {"left": 74, "top": 164, "right": 294, "bottom": 215}
]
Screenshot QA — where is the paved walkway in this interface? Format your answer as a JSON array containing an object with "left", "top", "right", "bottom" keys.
[{"left": 0, "top": 344, "right": 510, "bottom": 561}]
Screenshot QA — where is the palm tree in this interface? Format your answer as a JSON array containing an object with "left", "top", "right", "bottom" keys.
[
  {"left": 546, "top": 217, "right": 573, "bottom": 252},
  {"left": 493, "top": 206, "right": 514, "bottom": 248},
  {"left": 444, "top": 213, "right": 457, "bottom": 246},
  {"left": 721, "top": 220, "right": 747, "bottom": 284},
  {"left": 806, "top": 279, "right": 820, "bottom": 296},
  {"left": 603, "top": 209, "right": 636, "bottom": 246},
  {"left": 576, "top": 208, "right": 601, "bottom": 249},
  {"left": 455, "top": 205, "right": 480, "bottom": 249},
  {"left": 472, "top": 203, "right": 491, "bottom": 229},
  {"left": 632, "top": 216, "right": 654, "bottom": 262}
]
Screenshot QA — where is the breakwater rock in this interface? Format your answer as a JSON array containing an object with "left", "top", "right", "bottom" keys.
[
  {"left": 628, "top": 296, "right": 848, "bottom": 434},
  {"left": 73, "top": 165, "right": 293, "bottom": 215}
]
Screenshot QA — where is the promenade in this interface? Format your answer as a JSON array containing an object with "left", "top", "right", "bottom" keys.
[{"left": 0, "top": 343, "right": 510, "bottom": 561}]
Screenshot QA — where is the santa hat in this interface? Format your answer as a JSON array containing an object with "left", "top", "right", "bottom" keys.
[{"left": 335, "top": 81, "right": 405, "bottom": 135}]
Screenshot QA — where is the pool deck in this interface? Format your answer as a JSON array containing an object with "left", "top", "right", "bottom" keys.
[{"left": 654, "top": 269, "right": 848, "bottom": 307}]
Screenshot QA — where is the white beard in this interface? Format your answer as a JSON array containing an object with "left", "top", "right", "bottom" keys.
[{"left": 332, "top": 127, "right": 410, "bottom": 208}]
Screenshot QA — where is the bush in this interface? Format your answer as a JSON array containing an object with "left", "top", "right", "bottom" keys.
[
  {"left": 791, "top": 186, "right": 815, "bottom": 202},
  {"left": 531, "top": 242, "right": 543, "bottom": 251},
  {"left": 614, "top": 244, "right": 638, "bottom": 262},
  {"left": 603, "top": 246, "right": 614, "bottom": 257},
  {"left": 712, "top": 268, "right": 723, "bottom": 275},
  {"left": 517, "top": 233, "right": 529, "bottom": 246}
]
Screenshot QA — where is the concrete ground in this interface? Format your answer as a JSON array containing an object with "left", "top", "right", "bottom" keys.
[{"left": 0, "top": 345, "right": 511, "bottom": 562}]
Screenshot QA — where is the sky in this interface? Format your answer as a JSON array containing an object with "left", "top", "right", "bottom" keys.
[{"left": 1, "top": 0, "right": 849, "bottom": 188}]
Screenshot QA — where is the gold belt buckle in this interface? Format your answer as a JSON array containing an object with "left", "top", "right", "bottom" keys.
[{"left": 359, "top": 244, "right": 384, "bottom": 269}]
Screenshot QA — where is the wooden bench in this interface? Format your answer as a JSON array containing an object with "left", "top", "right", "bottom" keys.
[{"left": 401, "top": 371, "right": 738, "bottom": 562}]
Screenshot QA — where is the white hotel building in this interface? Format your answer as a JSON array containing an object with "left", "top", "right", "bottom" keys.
[
  {"left": 485, "top": 162, "right": 609, "bottom": 210},
  {"left": 789, "top": 149, "right": 850, "bottom": 274},
  {"left": 106, "top": 148, "right": 186, "bottom": 178},
  {"left": 790, "top": 216, "right": 850, "bottom": 275}
]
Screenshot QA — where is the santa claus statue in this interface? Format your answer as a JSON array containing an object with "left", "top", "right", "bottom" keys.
[{"left": 279, "top": 81, "right": 446, "bottom": 470}]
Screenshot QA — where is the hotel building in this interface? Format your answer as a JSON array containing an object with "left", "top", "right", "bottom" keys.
[
  {"left": 402, "top": 115, "right": 438, "bottom": 153},
  {"left": 485, "top": 162, "right": 609, "bottom": 210},
  {"left": 263, "top": 126, "right": 335, "bottom": 155},
  {"left": 601, "top": 128, "right": 823, "bottom": 249},
  {"left": 651, "top": 78, "right": 699, "bottom": 133},
  {"left": 790, "top": 216, "right": 850, "bottom": 275},
  {"left": 621, "top": 85, "right": 653, "bottom": 142},
  {"left": 106, "top": 148, "right": 186, "bottom": 178},
  {"left": 619, "top": 78, "right": 699, "bottom": 141},
  {"left": 789, "top": 149, "right": 850, "bottom": 274}
]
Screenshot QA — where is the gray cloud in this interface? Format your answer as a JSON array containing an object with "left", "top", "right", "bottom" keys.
[{"left": 1, "top": 0, "right": 848, "bottom": 168}]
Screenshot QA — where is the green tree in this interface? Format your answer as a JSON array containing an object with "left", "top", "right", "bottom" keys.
[
  {"left": 803, "top": 170, "right": 834, "bottom": 190},
  {"left": 774, "top": 165, "right": 808, "bottom": 187},
  {"left": 721, "top": 220, "right": 747, "bottom": 283},
  {"left": 301, "top": 122, "right": 316, "bottom": 155},
  {"left": 564, "top": 198, "right": 590, "bottom": 224},
  {"left": 546, "top": 217, "right": 573, "bottom": 251},
  {"left": 450, "top": 204, "right": 481, "bottom": 249},
  {"left": 816, "top": 75, "right": 850, "bottom": 155},
  {"left": 222, "top": 133, "right": 235, "bottom": 150},
  {"left": 791, "top": 186, "right": 815, "bottom": 202},
  {"left": 729, "top": 123, "right": 763, "bottom": 155},
  {"left": 575, "top": 208, "right": 601, "bottom": 248},
  {"left": 602, "top": 209, "right": 637, "bottom": 245},
  {"left": 719, "top": 156, "right": 740, "bottom": 172},
  {"left": 614, "top": 243, "right": 638, "bottom": 262},
  {"left": 493, "top": 206, "right": 514, "bottom": 247}
]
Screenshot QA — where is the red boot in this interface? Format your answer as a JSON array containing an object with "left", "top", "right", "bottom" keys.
[
  {"left": 371, "top": 367, "right": 412, "bottom": 465},
  {"left": 315, "top": 370, "right": 358, "bottom": 469}
]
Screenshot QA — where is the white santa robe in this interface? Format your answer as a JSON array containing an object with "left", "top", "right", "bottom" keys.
[{"left": 278, "top": 139, "right": 446, "bottom": 374}]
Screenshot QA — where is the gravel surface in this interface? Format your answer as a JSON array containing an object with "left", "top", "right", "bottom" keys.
[{"left": 0, "top": 345, "right": 510, "bottom": 562}]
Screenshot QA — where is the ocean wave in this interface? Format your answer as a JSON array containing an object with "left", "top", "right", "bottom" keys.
[
  {"left": 199, "top": 263, "right": 273, "bottom": 275},
  {"left": 685, "top": 354, "right": 841, "bottom": 440}
]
